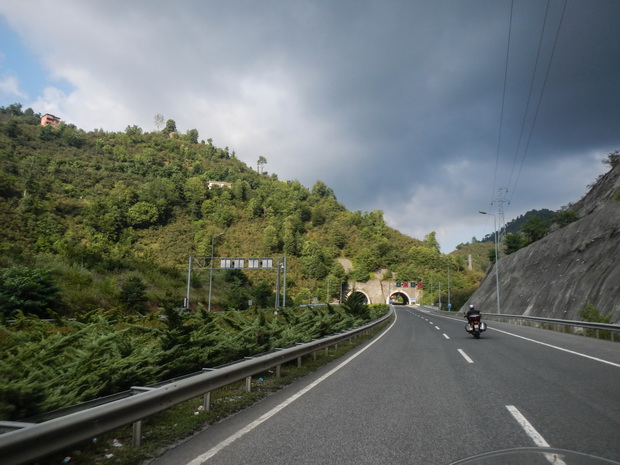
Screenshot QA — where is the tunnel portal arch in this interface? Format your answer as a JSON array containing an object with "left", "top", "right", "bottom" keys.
[
  {"left": 347, "top": 290, "right": 370, "bottom": 305},
  {"left": 388, "top": 291, "right": 412, "bottom": 305}
]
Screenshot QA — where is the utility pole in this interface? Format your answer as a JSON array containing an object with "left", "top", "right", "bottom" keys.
[
  {"left": 492, "top": 186, "right": 509, "bottom": 240},
  {"left": 479, "top": 211, "right": 501, "bottom": 314},
  {"left": 447, "top": 260, "right": 451, "bottom": 309}
]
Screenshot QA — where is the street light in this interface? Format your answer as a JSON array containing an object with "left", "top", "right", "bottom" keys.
[
  {"left": 479, "top": 211, "right": 500, "bottom": 314},
  {"left": 447, "top": 259, "right": 451, "bottom": 310},
  {"left": 208, "top": 232, "right": 225, "bottom": 312}
]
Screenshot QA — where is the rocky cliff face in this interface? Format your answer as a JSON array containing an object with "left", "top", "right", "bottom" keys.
[{"left": 464, "top": 163, "right": 620, "bottom": 323}]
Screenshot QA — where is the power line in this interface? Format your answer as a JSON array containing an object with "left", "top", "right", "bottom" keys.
[
  {"left": 491, "top": 0, "right": 515, "bottom": 208},
  {"left": 507, "top": 0, "right": 568, "bottom": 206},
  {"left": 506, "top": 0, "right": 552, "bottom": 194}
]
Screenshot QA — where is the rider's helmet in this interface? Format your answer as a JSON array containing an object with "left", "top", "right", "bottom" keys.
[{"left": 469, "top": 304, "right": 475, "bottom": 309}]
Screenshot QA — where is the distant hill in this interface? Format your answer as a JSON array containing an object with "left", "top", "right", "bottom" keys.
[{"left": 479, "top": 209, "right": 554, "bottom": 243}]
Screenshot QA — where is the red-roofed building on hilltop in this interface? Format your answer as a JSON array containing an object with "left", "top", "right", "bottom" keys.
[{"left": 41, "top": 113, "right": 61, "bottom": 127}]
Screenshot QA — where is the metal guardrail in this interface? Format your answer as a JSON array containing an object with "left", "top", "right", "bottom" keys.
[
  {"left": 479, "top": 313, "right": 620, "bottom": 341},
  {"left": 0, "top": 308, "right": 393, "bottom": 465}
]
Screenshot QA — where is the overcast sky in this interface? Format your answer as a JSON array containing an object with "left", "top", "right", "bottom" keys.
[{"left": 1, "top": 0, "right": 618, "bottom": 252}]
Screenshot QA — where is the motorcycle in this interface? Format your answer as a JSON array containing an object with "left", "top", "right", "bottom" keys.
[
  {"left": 465, "top": 312, "right": 486, "bottom": 339},
  {"left": 450, "top": 447, "right": 620, "bottom": 464}
]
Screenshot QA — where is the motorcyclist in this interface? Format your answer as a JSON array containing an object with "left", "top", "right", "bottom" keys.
[
  {"left": 465, "top": 304, "right": 480, "bottom": 320},
  {"left": 464, "top": 304, "right": 485, "bottom": 333}
]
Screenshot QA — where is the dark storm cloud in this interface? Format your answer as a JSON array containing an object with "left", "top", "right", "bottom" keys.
[{"left": 1, "top": 0, "right": 618, "bottom": 250}]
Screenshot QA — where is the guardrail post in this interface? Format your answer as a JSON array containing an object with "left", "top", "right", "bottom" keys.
[
  {"left": 130, "top": 386, "right": 154, "bottom": 447},
  {"left": 201, "top": 368, "right": 216, "bottom": 410},
  {"left": 313, "top": 351, "right": 317, "bottom": 361},
  {"left": 276, "top": 364, "right": 281, "bottom": 377},
  {"left": 297, "top": 356, "right": 302, "bottom": 367},
  {"left": 246, "top": 376, "right": 252, "bottom": 392},
  {"left": 133, "top": 420, "right": 143, "bottom": 447}
]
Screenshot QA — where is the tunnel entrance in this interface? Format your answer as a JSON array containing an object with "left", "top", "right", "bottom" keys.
[
  {"left": 348, "top": 291, "right": 369, "bottom": 304},
  {"left": 388, "top": 292, "right": 411, "bottom": 305}
]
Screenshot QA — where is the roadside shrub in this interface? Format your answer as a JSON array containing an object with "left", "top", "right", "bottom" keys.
[{"left": 0, "top": 266, "right": 62, "bottom": 319}]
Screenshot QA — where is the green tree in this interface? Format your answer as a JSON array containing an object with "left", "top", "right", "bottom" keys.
[
  {"left": 330, "top": 229, "right": 346, "bottom": 249},
  {"left": 504, "top": 233, "right": 525, "bottom": 255},
  {"left": 311, "top": 205, "right": 326, "bottom": 226},
  {"left": 349, "top": 264, "right": 371, "bottom": 282},
  {"left": 184, "top": 177, "right": 207, "bottom": 217},
  {"left": 580, "top": 303, "right": 612, "bottom": 323},
  {"left": 2, "top": 119, "right": 20, "bottom": 138},
  {"left": 138, "top": 178, "right": 179, "bottom": 218},
  {"left": 0, "top": 266, "right": 62, "bottom": 319},
  {"left": 311, "top": 180, "right": 335, "bottom": 199},
  {"left": 126, "top": 201, "right": 160, "bottom": 228},
  {"left": 232, "top": 180, "right": 250, "bottom": 202},
  {"left": 252, "top": 281, "right": 274, "bottom": 308},
  {"left": 423, "top": 231, "right": 440, "bottom": 252},
  {"left": 521, "top": 216, "right": 549, "bottom": 244},
  {"left": 38, "top": 123, "right": 56, "bottom": 141},
  {"left": 119, "top": 276, "right": 148, "bottom": 314},
  {"left": 262, "top": 225, "right": 280, "bottom": 253},
  {"left": 282, "top": 228, "right": 300, "bottom": 256},
  {"left": 59, "top": 123, "right": 85, "bottom": 148},
  {"left": 300, "top": 241, "right": 330, "bottom": 279},
  {"left": 186, "top": 129, "right": 199, "bottom": 144},
  {"left": 553, "top": 206, "right": 579, "bottom": 228},
  {"left": 257, "top": 156, "right": 267, "bottom": 174},
  {"left": 163, "top": 119, "right": 177, "bottom": 135},
  {"left": 213, "top": 204, "right": 238, "bottom": 227},
  {"left": 408, "top": 245, "right": 441, "bottom": 269},
  {"left": 125, "top": 125, "right": 143, "bottom": 141},
  {"left": 355, "top": 248, "right": 380, "bottom": 275}
]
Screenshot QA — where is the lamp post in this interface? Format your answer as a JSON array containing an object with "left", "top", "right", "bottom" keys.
[
  {"left": 447, "top": 259, "right": 451, "bottom": 310},
  {"left": 208, "top": 232, "right": 224, "bottom": 312},
  {"left": 479, "top": 211, "right": 500, "bottom": 314}
]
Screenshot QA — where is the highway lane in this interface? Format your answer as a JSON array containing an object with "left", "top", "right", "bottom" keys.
[
  {"left": 419, "top": 307, "right": 620, "bottom": 460},
  {"left": 152, "top": 307, "right": 620, "bottom": 465}
]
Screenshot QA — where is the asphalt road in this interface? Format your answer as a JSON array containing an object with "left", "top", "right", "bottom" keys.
[{"left": 151, "top": 307, "right": 620, "bottom": 465}]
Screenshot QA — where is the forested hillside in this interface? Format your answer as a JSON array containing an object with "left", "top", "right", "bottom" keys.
[{"left": 0, "top": 104, "right": 483, "bottom": 318}]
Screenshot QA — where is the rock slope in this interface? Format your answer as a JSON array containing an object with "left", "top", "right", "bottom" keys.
[{"left": 464, "top": 163, "right": 620, "bottom": 322}]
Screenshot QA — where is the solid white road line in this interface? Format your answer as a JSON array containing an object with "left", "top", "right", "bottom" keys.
[
  {"left": 457, "top": 349, "right": 474, "bottom": 364},
  {"left": 184, "top": 311, "right": 399, "bottom": 465},
  {"left": 490, "top": 327, "right": 620, "bottom": 368}
]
